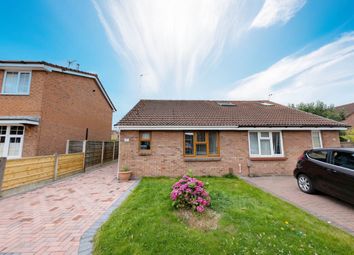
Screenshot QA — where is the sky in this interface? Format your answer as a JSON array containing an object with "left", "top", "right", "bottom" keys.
[{"left": 1, "top": 0, "right": 354, "bottom": 125}]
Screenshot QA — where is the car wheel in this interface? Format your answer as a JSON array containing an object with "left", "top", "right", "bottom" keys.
[{"left": 297, "top": 174, "right": 315, "bottom": 194}]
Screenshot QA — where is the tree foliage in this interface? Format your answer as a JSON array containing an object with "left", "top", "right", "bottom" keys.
[{"left": 289, "top": 101, "right": 346, "bottom": 121}]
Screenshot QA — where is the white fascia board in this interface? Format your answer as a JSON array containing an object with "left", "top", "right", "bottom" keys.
[
  {"left": 118, "top": 126, "right": 347, "bottom": 131},
  {"left": 0, "top": 63, "right": 51, "bottom": 71},
  {"left": 0, "top": 120, "right": 39, "bottom": 125}
]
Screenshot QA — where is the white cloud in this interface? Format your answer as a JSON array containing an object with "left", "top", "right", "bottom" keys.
[
  {"left": 93, "top": 0, "right": 306, "bottom": 95},
  {"left": 227, "top": 32, "right": 354, "bottom": 105},
  {"left": 251, "top": 0, "right": 306, "bottom": 28}
]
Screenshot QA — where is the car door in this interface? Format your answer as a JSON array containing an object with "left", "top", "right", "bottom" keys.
[
  {"left": 327, "top": 150, "right": 354, "bottom": 204},
  {"left": 305, "top": 150, "right": 331, "bottom": 191}
]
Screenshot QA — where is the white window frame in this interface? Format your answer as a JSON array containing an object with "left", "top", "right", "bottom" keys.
[
  {"left": 1, "top": 70, "right": 32, "bottom": 95},
  {"left": 311, "top": 130, "right": 323, "bottom": 149},
  {"left": 248, "top": 131, "right": 284, "bottom": 157},
  {"left": 0, "top": 125, "right": 25, "bottom": 159}
]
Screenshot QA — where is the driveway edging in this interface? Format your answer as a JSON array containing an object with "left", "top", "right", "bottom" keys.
[{"left": 78, "top": 179, "right": 141, "bottom": 255}]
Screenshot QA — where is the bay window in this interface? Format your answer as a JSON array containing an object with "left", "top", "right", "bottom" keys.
[
  {"left": 184, "top": 131, "right": 219, "bottom": 157},
  {"left": 0, "top": 126, "right": 24, "bottom": 158},
  {"left": 2, "top": 71, "right": 31, "bottom": 95},
  {"left": 249, "top": 131, "right": 283, "bottom": 157}
]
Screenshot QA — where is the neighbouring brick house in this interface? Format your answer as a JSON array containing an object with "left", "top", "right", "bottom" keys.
[
  {"left": 0, "top": 60, "right": 116, "bottom": 158},
  {"left": 117, "top": 100, "right": 348, "bottom": 177},
  {"left": 336, "top": 102, "right": 354, "bottom": 129}
]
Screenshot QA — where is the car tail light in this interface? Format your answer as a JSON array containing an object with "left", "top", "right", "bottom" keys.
[{"left": 298, "top": 154, "right": 305, "bottom": 161}]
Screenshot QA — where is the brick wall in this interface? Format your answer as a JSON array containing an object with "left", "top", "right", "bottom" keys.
[
  {"left": 0, "top": 70, "right": 113, "bottom": 157},
  {"left": 118, "top": 130, "right": 340, "bottom": 177},
  {"left": 38, "top": 71, "right": 113, "bottom": 155}
]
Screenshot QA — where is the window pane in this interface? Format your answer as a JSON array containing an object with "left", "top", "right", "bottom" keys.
[
  {"left": 260, "top": 140, "right": 271, "bottom": 155},
  {"left": 196, "top": 131, "right": 205, "bottom": 142},
  {"left": 0, "top": 136, "right": 5, "bottom": 156},
  {"left": 312, "top": 131, "right": 321, "bottom": 148},
  {"left": 141, "top": 132, "right": 150, "bottom": 140},
  {"left": 0, "top": 126, "right": 6, "bottom": 135},
  {"left": 10, "top": 126, "right": 24, "bottom": 135},
  {"left": 18, "top": 73, "right": 30, "bottom": 93},
  {"left": 249, "top": 132, "right": 259, "bottom": 155},
  {"left": 140, "top": 141, "right": 150, "bottom": 150},
  {"left": 308, "top": 150, "right": 328, "bottom": 162},
  {"left": 208, "top": 131, "right": 218, "bottom": 154},
  {"left": 8, "top": 137, "right": 21, "bottom": 157},
  {"left": 3, "top": 72, "right": 18, "bottom": 94},
  {"left": 333, "top": 152, "right": 354, "bottom": 170},
  {"left": 196, "top": 144, "right": 207, "bottom": 155},
  {"left": 184, "top": 132, "right": 194, "bottom": 155},
  {"left": 272, "top": 132, "right": 282, "bottom": 154},
  {"left": 260, "top": 132, "right": 269, "bottom": 138}
]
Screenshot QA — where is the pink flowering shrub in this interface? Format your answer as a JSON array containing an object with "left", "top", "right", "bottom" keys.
[{"left": 170, "top": 175, "right": 211, "bottom": 213}]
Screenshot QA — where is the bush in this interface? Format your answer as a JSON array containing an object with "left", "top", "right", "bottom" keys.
[{"left": 170, "top": 175, "right": 211, "bottom": 213}]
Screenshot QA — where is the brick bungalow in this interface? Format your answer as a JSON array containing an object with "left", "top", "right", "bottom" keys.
[
  {"left": 116, "top": 100, "right": 348, "bottom": 177},
  {"left": 0, "top": 60, "right": 116, "bottom": 158}
]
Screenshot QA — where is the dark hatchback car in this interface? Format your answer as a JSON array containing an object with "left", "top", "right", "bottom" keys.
[{"left": 294, "top": 148, "right": 354, "bottom": 205}]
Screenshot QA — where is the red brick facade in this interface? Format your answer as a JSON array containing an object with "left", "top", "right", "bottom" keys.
[
  {"left": 118, "top": 130, "right": 340, "bottom": 177},
  {"left": 0, "top": 69, "right": 114, "bottom": 157}
]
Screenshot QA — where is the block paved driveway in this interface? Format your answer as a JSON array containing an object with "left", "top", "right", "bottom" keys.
[
  {"left": 0, "top": 163, "right": 136, "bottom": 255},
  {"left": 244, "top": 176, "right": 354, "bottom": 235}
]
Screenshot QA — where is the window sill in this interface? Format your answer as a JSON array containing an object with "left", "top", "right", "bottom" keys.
[
  {"left": 184, "top": 157, "right": 221, "bottom": 162},
  {"left": 139, "top": 151, "right": 152, "bottom": 156},
  {"left": 0, "top": 93, "right": 30, "bottom": 96},
  {"left": 250, "top": 157, "right": 287, "bottom": 161}
]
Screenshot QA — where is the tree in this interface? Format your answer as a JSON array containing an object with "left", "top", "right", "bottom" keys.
[{"left": 289, "top": 101, "right": 346, "bottom": 121}]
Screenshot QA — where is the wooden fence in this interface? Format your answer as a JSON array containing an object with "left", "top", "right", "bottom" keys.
[
  {"left": 0, "top": 153, "right": 84, "bottom": 194},
  {"left": 66, "top": 140, "right": 119, "bottom": 168}
]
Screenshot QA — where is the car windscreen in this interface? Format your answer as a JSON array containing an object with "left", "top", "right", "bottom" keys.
[
  {"left": 332, "top": 151, "right": 354, "bottom": 170},
  {"left": 307, "top": 150, "right": 328, "bottom": 162}
]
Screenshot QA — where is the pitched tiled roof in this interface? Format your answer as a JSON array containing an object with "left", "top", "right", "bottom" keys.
[
  {"left": 117, "top": 100, "right": 348, "bottom": 128},
  {"left": 336, "top": 103, "right": 354, "bottom": 117}
]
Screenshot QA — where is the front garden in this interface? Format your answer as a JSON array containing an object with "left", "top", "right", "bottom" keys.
[{"left": 94, "top": 176, "right": 354, "bottom": 255}]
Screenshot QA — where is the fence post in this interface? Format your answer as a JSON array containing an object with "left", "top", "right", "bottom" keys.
[
  {"left": 82, "top": 140, "right": 87, "bottom": 172},
  {"left": 53, "top": 153, "right": 59, "bottom": 180},
  {"left": 65, "top": 140, "right": 70, "bottom": 154},
  {"left": 101, "top": 141, "right": 105, "bottom": 165},
  {"left": 112, "top": 141, "right": 115, "bottom": 161},
  {"left": 0, "top": 157, "right": 7, "bottom": 195}
]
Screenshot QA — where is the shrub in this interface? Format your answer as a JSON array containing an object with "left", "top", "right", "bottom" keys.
[{"left": 170, "top": 175, "right": 211, "bottom": 213}]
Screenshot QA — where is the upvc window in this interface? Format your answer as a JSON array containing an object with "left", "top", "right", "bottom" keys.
[
  {"left": 139, "top": 131, "right": 151, "bottom": 151},
  {"left": 249, "top": 131, "right": 283, "bottom": 157},
  {"left": 311, "top": 131, "right": 322, "bottom": 148},
  {"left": 2, "top": 71, "right": 31, "bottom": 95},
  {"left": 184, "top": 131, "right": 219, "bottom": 157},
  {"left": 0, "top": 125, "right": 24, "bottom": 158}
]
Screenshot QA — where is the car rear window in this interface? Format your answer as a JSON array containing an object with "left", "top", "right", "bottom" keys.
[
  {"left": 307, "top": 150, "right": 328, "bottom": 162},
  {"left": 333, "top": 151, "right": 354, "bottom": 170}
]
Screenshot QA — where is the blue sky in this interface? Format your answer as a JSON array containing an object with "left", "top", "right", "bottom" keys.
[{"left": 1, "top": 0, "right": 354, "bottom": 125}]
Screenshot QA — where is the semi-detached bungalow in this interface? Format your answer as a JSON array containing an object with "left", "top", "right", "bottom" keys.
[{"left": 116, "top": 100, "right": 348, "bottom": 177}]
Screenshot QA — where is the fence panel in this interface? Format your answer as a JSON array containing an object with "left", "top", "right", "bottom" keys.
[
  {"left": 58, "top": 153, "right": 85, "bottom": 176},
  {"left": 103, "top": 142, "right": 114, "bottom": 163},
  {"left": 68, "top": 141, "right": 84, "bottom": 153},
  {"left": 114, "top": 141, "right": 119, "bottom": 160},
  {"left": 85, "top": 141, "right": 103, "bottom": 167},
  {"left": 1, "top": 155, "right": 55, "bottom": 191}
]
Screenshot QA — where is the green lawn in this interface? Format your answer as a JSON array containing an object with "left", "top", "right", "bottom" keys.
[{"left": 94, "top": 177, "right": 354, "bottom": 255}]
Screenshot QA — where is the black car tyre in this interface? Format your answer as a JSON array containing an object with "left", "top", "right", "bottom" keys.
[{"left": 297, "top": 174, "right": 315, "bottom": 194}]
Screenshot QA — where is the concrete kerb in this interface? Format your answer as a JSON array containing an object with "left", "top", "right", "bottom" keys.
[{"left": 78, "top": 179, "right": 141, "bottom": 255}]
